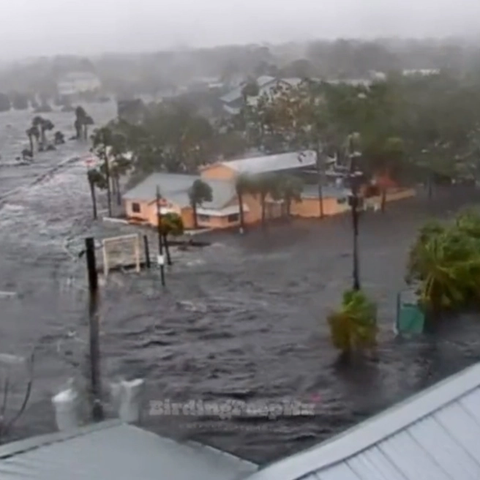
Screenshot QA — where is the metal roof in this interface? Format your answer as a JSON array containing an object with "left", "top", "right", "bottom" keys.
[
  {"left": 0, "top": 420, "right": 257, "bottom": 480},
  {"left": 221, "top": 151, "right": 316, "bottom": 175},
  {"left": 123, "top": 173, "right": 236, "bottom": 210},
  {"left": 220, "top": 76, "right": 276, "bottom": 104},
  {"left": 243, "top": 361, "right": 480, "bottom": 480}
]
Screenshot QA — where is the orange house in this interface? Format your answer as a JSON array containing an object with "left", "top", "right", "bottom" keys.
[{"left": 123, "top": 151, "right": 415, "bottom": 230}]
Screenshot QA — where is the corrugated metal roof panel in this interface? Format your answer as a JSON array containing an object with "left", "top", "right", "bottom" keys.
[
  {"left": 242, "top": 362, "right": 480, "bottom": 480},
  {"left": 222, "top": 151, "right": 316, "bottom": 175},
  {"left": 0, "top": 421, "right": 257, "bottom": 480}
]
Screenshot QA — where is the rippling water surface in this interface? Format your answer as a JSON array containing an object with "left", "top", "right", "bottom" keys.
[{"left": 1, "top": 107, "right": 480, "bottom": 464}]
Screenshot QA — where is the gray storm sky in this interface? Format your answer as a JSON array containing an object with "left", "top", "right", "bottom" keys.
[{"left": 2, "top": 0, "right": 480, "bottom": 59}]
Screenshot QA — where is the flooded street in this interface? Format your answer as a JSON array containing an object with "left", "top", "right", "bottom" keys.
[{"left": 2, "top": 108, "right": 480, "bottom": 464}]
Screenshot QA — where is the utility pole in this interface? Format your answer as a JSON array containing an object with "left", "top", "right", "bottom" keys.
[
  {"left": 84, "top": 237, "right": 104, "bottom": 422},
  {"left": 348, "top": 136, "right": 362, "bottom": 291},
  {"left": 315, "top": 144, "right": 325, "bottom": 219},
  {"left": 156, "top": 186, "right": 166, "bottom": 286}
]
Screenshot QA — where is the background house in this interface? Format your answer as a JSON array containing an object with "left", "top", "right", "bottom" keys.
[
  {"left": 123, "top": 151, "right": 355, "bottom": 229},
  {"left": 57, "top": 71, "right": 102, "bottom": 101}
]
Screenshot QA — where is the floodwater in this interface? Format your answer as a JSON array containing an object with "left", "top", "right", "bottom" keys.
[{"left": 2, "top": 107, "right": 480, "bottom": 464}]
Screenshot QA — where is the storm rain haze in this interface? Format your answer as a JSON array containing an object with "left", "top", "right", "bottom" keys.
[{"left": 2, "top": 0, "right": 480, "bottom": 58}]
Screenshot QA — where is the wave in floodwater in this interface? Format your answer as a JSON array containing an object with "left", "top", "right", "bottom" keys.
[{"left": 1, "top": 112, "right": 480, "bottom": 462}]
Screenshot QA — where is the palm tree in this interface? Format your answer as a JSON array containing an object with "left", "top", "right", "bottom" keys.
[
  {"left": 235, "top": 173, "right": 252, "bottom": 233},
  {"left": 87, "top": 168, "right": 107, "bottom": 220},
  {"left": 251, "top": 174, "right": 275, "bottom": 228},
  {"left": 188, "top": 179, "right": 213, "bottom": 229},
  {"left": 159, "top": 213, "right": 184, "bottom": 265},
  {"left": 275, "top": 174, "right": 303, "bottom": 217},
  {"left": 407, "top": 229, "right": 480, "bottom": 321},
  {"left": 26, "top": 126, "right": 39, "bottom": 154},
  {"left": 39, "top": 119, "right": 54, "bottom": 148},
  {"left": 327, "top": 289, "right": 378, "bottom": 359},
  {"left": 91, "top": 127, "right": 114, "bottom": 217},
  {"left": 74, "top": 106, "right": 93, "bottom": 140}
]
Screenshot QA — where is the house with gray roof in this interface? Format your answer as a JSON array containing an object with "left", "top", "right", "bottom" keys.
[
  {"left": 122, "top": 172, "right": 244, "bottom": 230},
  {"left": 219, "top": 76, "right": 308, "bottom": 115},
  {"left": 122, "top": 150, "right": 357, "bottom": 229}
]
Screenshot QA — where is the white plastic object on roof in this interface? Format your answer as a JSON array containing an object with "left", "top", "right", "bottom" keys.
[
  {"left": 110, "top": 379, "right": 145, "bottom": 423},
  {"left": 52, "top": 388, "right": 80, "bottom": 432}
]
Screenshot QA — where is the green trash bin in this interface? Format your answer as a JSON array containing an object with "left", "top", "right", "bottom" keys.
[{"left": 396, "top": 289, "right": 425, "bottom": 334}]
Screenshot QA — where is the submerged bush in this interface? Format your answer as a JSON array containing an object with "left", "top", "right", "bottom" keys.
[{"left": 328, "top": 289, "right": 378, "bottom": 355}]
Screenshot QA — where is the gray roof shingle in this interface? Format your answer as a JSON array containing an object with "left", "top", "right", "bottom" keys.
[
  {"left": 0, "top": 420, "right": 257, "bottom": 480},
  {"left": 243, "top": 361, "right": 480, "bottom": 480},
  {"left": 123, "top": 173, "right": 236, "bottom": 210}
]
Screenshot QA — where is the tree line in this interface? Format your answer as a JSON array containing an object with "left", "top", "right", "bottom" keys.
[{"left": 4, "top": 38, "right": 480, "bottom": 99}]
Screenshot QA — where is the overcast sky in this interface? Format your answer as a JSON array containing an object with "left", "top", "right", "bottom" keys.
[{"left": 1, "top": 0, "right": 480, "bottom": 59}]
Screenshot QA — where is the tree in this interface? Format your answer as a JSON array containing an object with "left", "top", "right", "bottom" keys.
[
  {"left": 242, "top": 80, "right": 260, "bottom": 101},
  {"left": 91, "top": 127, "right": 114, "bottom": 217},
  {"left": 159, "top": 212, "right": 184, "bottom": 265},
  {"left": 74, "top": 106, "right": 94, "bottom": 140},
  {"left": 87, "top": 168, "right": 107, "bottom": 220},
  {"left": 406, "top": 211, "right": 480, "bottom": 323},
  {"left": 327, "top": 289, "right": 377, "bottom": 359},
  {"left": 250, "top": 174, "right": 276, "bottom": 228},
  {"left": 26, "top": 125, "right": 39, "bottom": 154},
  {"left": 39, "top": 118, "right": 54, "bottom": 148},
  {"left": 188, "top": 179, "right": 213, "bottom": 229},
  {"left": 272, "top": 174, "right": 304, "bottom": 216}
]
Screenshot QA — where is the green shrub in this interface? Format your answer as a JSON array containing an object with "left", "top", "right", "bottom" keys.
[{"left": 328, "top": 290, "right": 378, "bottom": 354}]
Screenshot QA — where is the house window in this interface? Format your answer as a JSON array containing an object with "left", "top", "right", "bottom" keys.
[
  {"left": 227, "top": 214, "right": 239, "bottom": 223},
  {"left": 131, "top": 202, "right": 141, "bottom": 213},
  {"left": 197, "top": 215, "right": 210, "bottom": 223}
]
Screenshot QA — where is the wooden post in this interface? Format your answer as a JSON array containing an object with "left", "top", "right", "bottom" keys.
[
  {"left": 143, "top": 235, "right": 151, "bottom": 269},
  {"left": 84, "top": 237, "right": 104, "bottom": 423},
  {"left": 85, "top": 237, "right": 98, "bottom": 293}
]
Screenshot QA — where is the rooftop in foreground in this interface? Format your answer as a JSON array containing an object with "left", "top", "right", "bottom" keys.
[
  {"left": 0, "top": 420, "right": 257, "bottom": 480},
  {"left": 244, "top": 361, "right": 480, "bottom": 480}
]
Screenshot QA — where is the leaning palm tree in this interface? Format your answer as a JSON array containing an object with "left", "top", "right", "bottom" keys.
[
  {"left": 328, "top": 289, "right": 378, "bottom": 360},
  {"left": 26, "top": 126, "right": 39, "bottom": 154},
  {"left": 407, "top": 230, "right": 480, "bottom": 321},
  {"left": 160, "top": 213, "right": 184, "bottom": 265},
  {"left": 87, "top": 168, "right": 107, "bottom": 220},
  {"left": 39, "top": 118, "right": 54, "bottom": 148}
]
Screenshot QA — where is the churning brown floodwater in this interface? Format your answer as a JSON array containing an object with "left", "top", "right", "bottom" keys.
[{"left": 2, "top": 110, "right": 480, "bottom": 464}]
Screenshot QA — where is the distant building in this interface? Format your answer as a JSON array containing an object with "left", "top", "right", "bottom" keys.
[
  {"left": 57, "top": 72, "right": 101, "bottom": 99},
  {"left": 220, "top": 76, "right": 308, "bottom": 115},
  {"left": 402, "top": 69, "right": 440, "bottom": 77}
]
